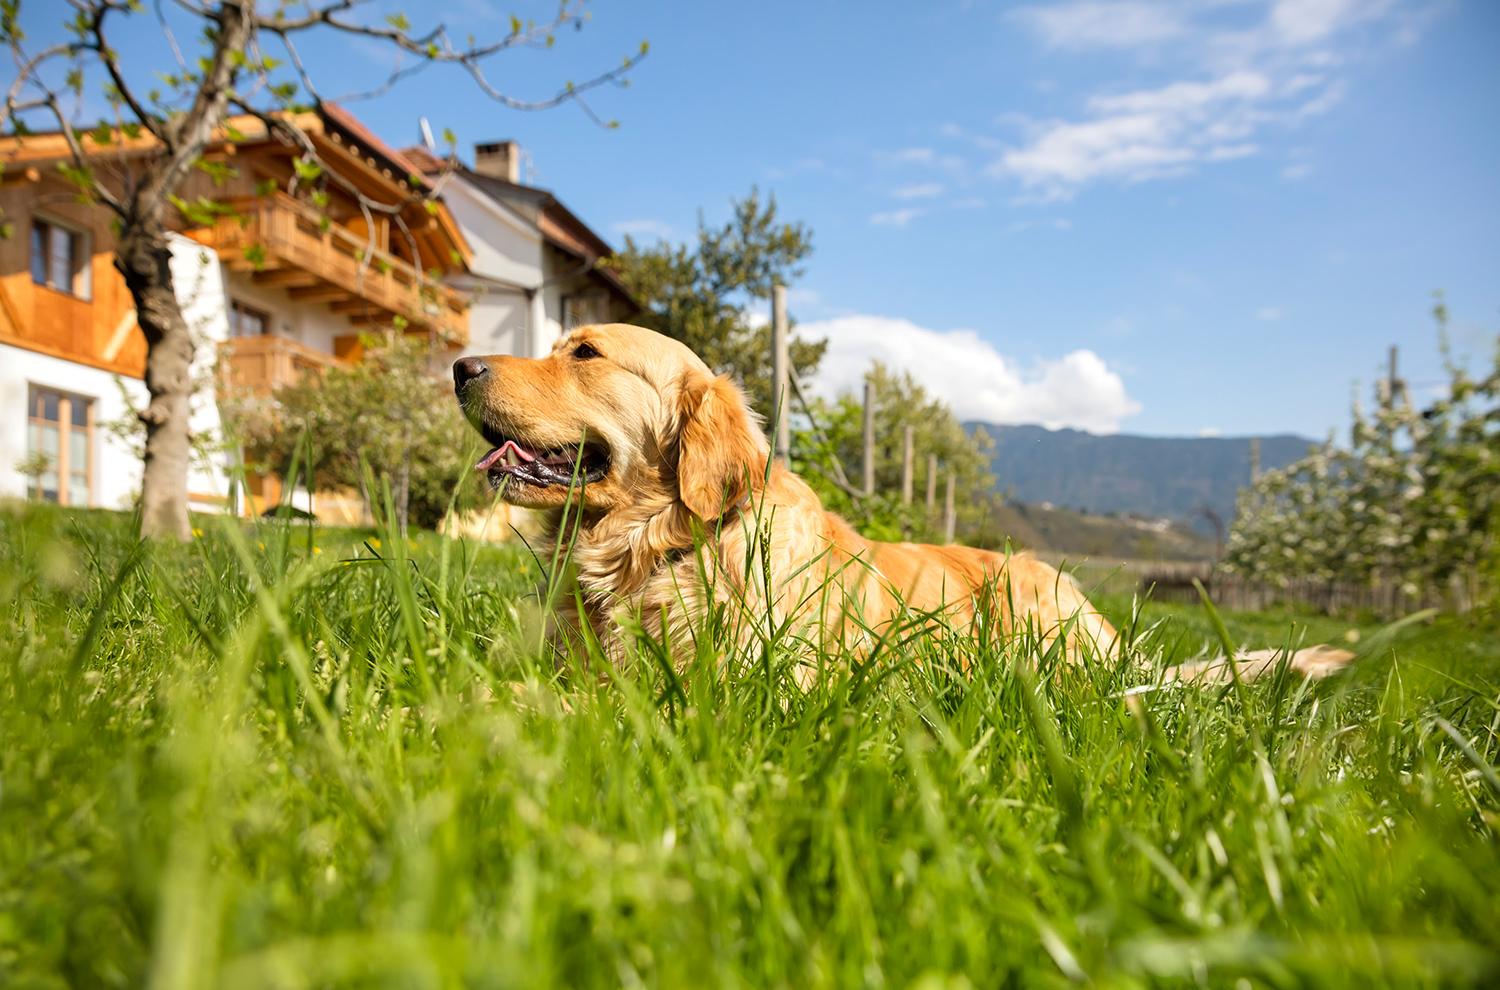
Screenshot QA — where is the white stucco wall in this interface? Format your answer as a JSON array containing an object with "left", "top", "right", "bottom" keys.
[
  {"left": 219, "top": 269, "right": 354, "bottom": 356},
  {"left": 440, "top": 176, "right": 553, "bottom": 359},
  {"left": 0, "top": 344, "right": 150, "bottom": 509},
  {"left": 1, "top": 235, "right": 238, "bottom": 512},
  {"left": 444, "top": 178, "right": 543, "bottom": 290},
  {"left": 167, "top": 234, "right": 235, "bottom": 511},
  {"left": 461, "top": 285, "right": 530, "bottom": 358}
]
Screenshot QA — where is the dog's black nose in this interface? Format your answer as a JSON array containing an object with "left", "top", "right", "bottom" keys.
[{"left": 453, "top": 356, "right": 489, "bottom": 391}]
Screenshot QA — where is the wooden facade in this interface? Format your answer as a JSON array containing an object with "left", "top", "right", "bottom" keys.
[
  {"left": 0, "top": 168, "right": 149, "bottom": 377},
  {"left": 193, "top": 192, "right": 468, "bottom": 346},
  {"left": 0, "top": 106, "right": 471, "bottom": 392},
  {"left": 220, "top": 334, "right": 340, "bottom": 394}
]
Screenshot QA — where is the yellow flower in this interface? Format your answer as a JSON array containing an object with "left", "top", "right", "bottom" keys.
[
  {"left": 191, "top": 527, "right": 203, "bottom": 538},
  {"left": 313, "top": 546, "right": 323, "bottom": 555},
  {"left": 369, "top": 538, "right": 382, "bottom": 549},
  {"left": 257, "top": 541, "right": 266, "bottom": 550}
]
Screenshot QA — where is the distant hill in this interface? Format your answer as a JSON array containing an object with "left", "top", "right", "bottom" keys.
[
  {"left": 967, "top": 423, "right": 1315, "bottom": 528},
  {"left": 982, "top": 500, "right": 1218, "bottom": 562}
]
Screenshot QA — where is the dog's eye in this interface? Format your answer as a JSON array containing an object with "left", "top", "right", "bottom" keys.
[{"left": 572, "top": 342, "right": 601, "bottom": 360}]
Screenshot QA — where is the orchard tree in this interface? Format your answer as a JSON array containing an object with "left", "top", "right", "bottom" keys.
[
  {"left": 1, "top": 0, "right": 645, "bottom": 539},
  {"left": 606, "top": 187, "right": 825, "bottom": 415},
  {"left": 1226, "top": 303, "right": 1499, "bottom": 608}
]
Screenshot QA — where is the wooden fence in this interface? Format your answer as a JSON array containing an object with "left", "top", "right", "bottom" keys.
[{"left": 1043, "top": 554, "right": 1474, "bottom": 618}]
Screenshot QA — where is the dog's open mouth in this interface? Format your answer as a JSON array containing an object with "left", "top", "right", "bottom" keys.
[{"left": 474, "top": 436, "right": 610, "bottom": 488}]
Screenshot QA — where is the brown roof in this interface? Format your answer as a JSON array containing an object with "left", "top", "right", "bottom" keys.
[
  {"left": 398, "top": 144, "right": 447, "bottom": 174},
  {"left": 319, "top": 102, "right": 433, "bottom": 188}
]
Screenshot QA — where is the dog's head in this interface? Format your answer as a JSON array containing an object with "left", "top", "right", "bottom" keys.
[{"left": 454, "top": 323, "right": 768, "bottom": 521}]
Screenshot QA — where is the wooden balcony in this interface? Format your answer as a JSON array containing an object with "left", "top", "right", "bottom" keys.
[
  {"left": 220, "top": 334, "right": 341, "bottom": 394},
  {"left": 193, "top": 193, "right": 468, "bottom": 345}
]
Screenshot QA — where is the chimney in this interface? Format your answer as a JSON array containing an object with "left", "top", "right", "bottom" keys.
[{"left": 473, "top": 140, "right": 521, "bottom": 183}]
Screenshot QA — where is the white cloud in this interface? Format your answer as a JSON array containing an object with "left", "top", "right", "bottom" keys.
[
  {"left": 1001, "top": 216, "right": 1073, "bottom": 235},
  {"left": 993, "top": 69, "right": 1283, "bottom": 192},
  {"left": 1256, "top": 306, "right": 1284, "bottom": 320},
  {"left": 875, "top": 146, "right": 968, "bottom": 176},
  {"left": 992, "top": 0, "right": 1427, "bottom": 198},
  {"left": 879, "top": 147, "right": 936, "bottom": 165},
  {"left": 1010, "top": 2, "right": 1188, "bottom": 50},
  {"left": 1270, "top": 0, "right": 1385, "bottom": 46},
  {"left": 1198, "top": 427, "right": 1222, "bottom": 438},
  {"left": 611, "top": 218, "right": 675, "bottom": 242},
  {"left": 870, "top": 208, "right": 924, "bottom": 228},
  {"left": 801, "top": 314, "right": 1140, "bottom": 433},
  {"left": 891, "top": 182, "right": 944, "bottom": 200},
  {"left": 1087, "top": 71, "right": 1273, "bottom": 115},
  {"left": 1281, "top": 161, "right": 1314, "bottom": 180}
]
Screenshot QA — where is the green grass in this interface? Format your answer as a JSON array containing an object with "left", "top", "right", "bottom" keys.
[{"left": 2, "top": 502, "right": 1498, "bottom": 989}]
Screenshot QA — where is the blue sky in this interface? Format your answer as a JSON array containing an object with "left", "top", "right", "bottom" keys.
[{"left": 19, "top": 1, "right": 1500, "bottom": 437}]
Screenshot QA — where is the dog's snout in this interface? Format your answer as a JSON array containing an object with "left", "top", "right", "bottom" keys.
[{"left": 453, "top": 356, "right": 490, "bottom": 393}]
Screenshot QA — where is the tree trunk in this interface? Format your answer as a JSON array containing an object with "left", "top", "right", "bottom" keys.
[
  {"left": 109, "top": 0, "right": 253, "bottom": 540},
  {"left": 118, "top": 225, "right": 195, "bottom": 541}
]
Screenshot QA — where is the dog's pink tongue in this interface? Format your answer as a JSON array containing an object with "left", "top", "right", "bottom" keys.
[{"left": 474, "top": 440, "right": 536, "bottom": 471}]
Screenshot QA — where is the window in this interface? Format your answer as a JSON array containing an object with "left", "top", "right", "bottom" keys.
[
  {"left": 26, "top": 385, "right": 93, "bottom": 506},
  {"left": 229, "top": 300, "right": 271, "bottom": 337},
  {"left": 30, "top": 218, "right": 91, "bottom": 299}
]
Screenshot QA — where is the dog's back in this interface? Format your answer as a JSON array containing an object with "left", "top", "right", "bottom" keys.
[{"left": 747, "top": 467, "right": 1119, "bottom": 661}]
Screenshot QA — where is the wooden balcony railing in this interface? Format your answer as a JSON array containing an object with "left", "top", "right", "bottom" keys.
[
  {"left": 194, "top": 193, "right": 468, "bottom": 345},
  {"left": 220, "top": 334, "right": 341, "bottom": 394}
]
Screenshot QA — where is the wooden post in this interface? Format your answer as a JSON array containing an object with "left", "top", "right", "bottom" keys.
[
  {"left": 1249, "top": 436, "right": 1261, "bottom": 483},
  {"left": 900, "top": 425, "right": 914, "bottom": 505},
  {"left": 925, "top": 454, "right": 938, "bottom": 514},
  {"left": 943, "top": 471, "right": 956, "bottom": 543},
  {"left": 1387, "top": 344, "right": 1401, "bottom": 408},
  {"left": 770, "top": 284, "right": 791, "bottom": 464},
  {"left": 862, "top": 379, "right": 876, "bottom": 496}
]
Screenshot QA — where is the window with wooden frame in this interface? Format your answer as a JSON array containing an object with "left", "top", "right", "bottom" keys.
[
  {"left": 229, "top": 299, "right": 271, "bottom": 337},
  {"left": 29, "top": 217, "right": 92, "bottom": 300},
  {"left": 27, "top": 385, "right": 93, "bottom": 507}
]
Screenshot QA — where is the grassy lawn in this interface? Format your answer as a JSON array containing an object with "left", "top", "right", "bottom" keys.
[{"left": 2, "top": 504, "right": 1498, "bottom": 988}]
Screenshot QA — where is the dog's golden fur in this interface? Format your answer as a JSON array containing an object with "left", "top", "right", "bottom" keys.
[{"left": 457, "top": 323, "right": 1349, "bottom": 683}]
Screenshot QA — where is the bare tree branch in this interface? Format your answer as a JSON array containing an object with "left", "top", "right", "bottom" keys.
[
  {"left": 257, "top": 0, "right": 648, "bottom": 120},
  {"left": 84, "top": 2, "right": 167, "bottom": 143}
]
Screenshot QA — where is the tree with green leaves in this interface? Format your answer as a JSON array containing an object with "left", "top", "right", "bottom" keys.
[
  {"left": 225, "top": 332, "right": 485, "bottom": 531},
  {"left": 795, "top": 362, "right": 999, "bottom": 545},
  {"left": 605, "top": 187, "right": 825, "bottom": 416},
  {"left": 1, "top": 0, "right": 645, "bottom": 540}
]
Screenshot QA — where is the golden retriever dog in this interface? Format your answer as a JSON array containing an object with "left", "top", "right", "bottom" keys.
[{"left": 454, "top": 323, "right": 1352, "bottom": 685}]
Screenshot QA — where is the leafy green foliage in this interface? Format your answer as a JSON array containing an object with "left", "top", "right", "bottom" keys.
[
  {"left": 223, "top": 333, "right": 488, "bottom": 530},
  {"left": 1227, "top": 302, "right": 1500, "bottom": 607},
  {"left": 795, "top": 362, "right": 1000, "bottom": 544},
  {"left": 1, "top": 505, "right": 1497, "bottom": 986},
  {"left": 605, "top": 188, "right": 824, "bottom": 415},
  {"left": 166, "top": 193, "right": 240, "bottom": 227}
]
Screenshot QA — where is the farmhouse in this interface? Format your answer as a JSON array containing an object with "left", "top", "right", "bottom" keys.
[
  {"left": 402, "top": 137, "right": 636, "bottom": 359},
  {"left": 0, "top": 108, "right": 631, "bottom": 520}
]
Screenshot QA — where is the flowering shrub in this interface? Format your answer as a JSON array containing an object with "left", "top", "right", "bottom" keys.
[{"left": 1226, "top": 302, "right": 1499, "bottom": 608}]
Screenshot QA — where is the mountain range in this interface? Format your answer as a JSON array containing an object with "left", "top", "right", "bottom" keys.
[{"left": 967, "top": 423, "right": 1316, "bottom": 528}]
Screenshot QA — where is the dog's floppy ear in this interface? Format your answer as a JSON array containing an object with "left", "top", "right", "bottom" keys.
[{"left": 675, "top": 372, "right": 769, "bottom": 521}]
